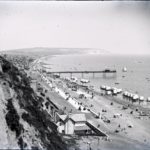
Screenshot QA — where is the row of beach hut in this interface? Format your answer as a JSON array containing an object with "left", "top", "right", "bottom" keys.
[
  {"left": 123, "top": 91, "right": 150, "bottom": 103},
  {"left": 100, "top": 85, "right": 122, "bottom": 96},
  {"left": 100, "top": 84, "right": 150, "bottom": 103}
]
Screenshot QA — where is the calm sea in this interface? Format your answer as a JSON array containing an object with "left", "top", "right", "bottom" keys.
[{"left": 43, "top": 54, "right": 150, "bottom": 98}]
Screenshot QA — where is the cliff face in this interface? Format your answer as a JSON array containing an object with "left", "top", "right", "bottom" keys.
[{"left": 0, "top": 56, "right": 67, "bottom": 150}]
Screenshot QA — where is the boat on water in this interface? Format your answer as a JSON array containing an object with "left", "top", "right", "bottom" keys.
[
  {"left": 115, "top": 82, "right": 120, "bottom": 85},
  {"left": 104, "top": 68, "right": 116, "bottom": 73},
  {"left": 122, "top": 67, "right": 127, "bottom": 72}
]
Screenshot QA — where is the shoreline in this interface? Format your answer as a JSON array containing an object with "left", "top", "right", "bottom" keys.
[
  {"left": 38, "top": 54, "right": 150, "bottom": 99},
  {"left": 38, "top": 54, "right": 150, "bottom": 111}
]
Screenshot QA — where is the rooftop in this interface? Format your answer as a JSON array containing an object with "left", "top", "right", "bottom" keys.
[
  {"left": 74, "top": 125, "right": 91, "bottom": 131},
  {"left": 59, "top": 113, "right": 87, "bottom": 123}
]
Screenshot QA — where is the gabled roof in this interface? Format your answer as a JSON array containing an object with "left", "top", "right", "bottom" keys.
[
  {"left": 70, "top": 114, "right": 86, "bottom": 122},
  {"left": 59, "top": 113, "right": 86, "bottom": 123},
  {"left": 59, "top": 115, "right": 67, "bottom": 121}
]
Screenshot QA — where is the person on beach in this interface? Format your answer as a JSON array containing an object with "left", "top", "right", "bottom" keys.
[{"left": 91, "top": 93, "right": 94, "bottom": 99}]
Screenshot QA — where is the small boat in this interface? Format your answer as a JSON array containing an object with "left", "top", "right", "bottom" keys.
[
  {"left": 104, "top": 69, "right": 111, "bottom": 72},
  {"left": 122, "top": 67, "right": 127, "bottom": 72},
  {"left": 115, "top": 82, "right": 120, "bottom": 85}
]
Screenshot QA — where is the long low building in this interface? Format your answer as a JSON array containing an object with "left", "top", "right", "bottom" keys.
[
  {"left": 56, "top": 113, "right": 91, "bottom": 135},
  {"left": 56, "top": 113, "right": 107, "bottom": 136}
]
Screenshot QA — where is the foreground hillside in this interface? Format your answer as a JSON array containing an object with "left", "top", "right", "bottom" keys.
[{"left": 0, "top": 55, "right": 67, "bottom": 149}]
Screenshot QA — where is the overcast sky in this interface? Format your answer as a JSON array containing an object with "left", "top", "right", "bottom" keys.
[{"left": 0, "top": 1, "right": 150, "bottom": 54}]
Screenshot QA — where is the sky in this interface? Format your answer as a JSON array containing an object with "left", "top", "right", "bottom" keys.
[{"left": 0, "top": 1, "right": 150, "bottom": 54}]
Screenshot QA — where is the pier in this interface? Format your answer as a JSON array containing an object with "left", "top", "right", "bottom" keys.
[{"left": 46, "top": 69, "right": 117, "bottom": 78}]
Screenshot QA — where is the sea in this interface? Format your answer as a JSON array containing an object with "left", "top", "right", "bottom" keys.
[{"left": 42, "top": 54, "right": 150, "bottom": 99}]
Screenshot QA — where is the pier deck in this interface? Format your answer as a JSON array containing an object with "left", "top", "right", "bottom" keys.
[{"left": 48, "top": 70, "right": 117, "bottom": 74}]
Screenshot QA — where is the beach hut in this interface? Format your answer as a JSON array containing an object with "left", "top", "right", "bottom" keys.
[
  {"left": 147, "top": 97, "right": 150, "bottom": 102},
  {"left": 132, "top": 94, "right": 139, "bottom": 103},
  {"left": 123, "top": 91, "right": 128, "bottom": 97},
  {"left": 127, "top": 93, "right": 133, "bottom": 100},
  {"left": 106, "top": 91, "right": 112, "bottom": 95},
  {"left": 105, "top": 86, "right": 111, "bottom": 91},
  {"left": 100, "top": 85, "right": 106, "bottom": 90},
  {"left": 139, "top": 96, "right": 144, "bottom": 101},
  {"left": 112, "top": 90, "right": 118, "bottom": 96},
  {"left": 117, "top": 89, "right": 122, "bottom": 94},
  {"left": 139, "top": 96, "right": 144, "bottom": 104}
]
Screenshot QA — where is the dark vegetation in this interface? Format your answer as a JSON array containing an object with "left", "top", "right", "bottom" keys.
[
  {"left": 5, "top": 98, "right": 27, "bottom": 149},
  {"left": 5, "top": 98, "right": 23, "bottom": 138},
  {"left": 18, "top": 137, "right": 27, "bottom": 150},
  {"left": 0, "top": 56, "right": 67, "bottom": 150}
]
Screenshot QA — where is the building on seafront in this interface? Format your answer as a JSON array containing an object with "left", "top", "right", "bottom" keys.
[{"left": 56, "top": 113, "right": 92, "bottom": 135}]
